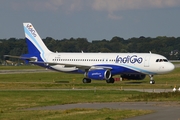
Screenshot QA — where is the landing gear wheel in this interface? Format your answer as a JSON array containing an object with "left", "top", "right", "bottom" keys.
[
  {"left": 106, "top": 78, "right": 115, "bottom": 83},
  {"left": 150, "top": 80, "right": 155, "bottom": 84},
  {"left": 82, "top": 78, "right": 91, "bottom": 83},
  {"left": 149, "top": 75, "right": 155, "bottom": 84}
]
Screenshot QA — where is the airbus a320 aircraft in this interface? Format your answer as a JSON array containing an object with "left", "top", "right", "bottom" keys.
[{"left": 6, "top": 23, "right": 175, "bottom": 84}]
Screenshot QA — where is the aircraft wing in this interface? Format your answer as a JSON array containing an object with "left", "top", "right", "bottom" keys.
[{"left": 30, "top": 61, "right": 112, "bottom": 70}]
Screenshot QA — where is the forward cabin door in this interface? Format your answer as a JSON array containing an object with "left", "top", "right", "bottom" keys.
[{"left": 144, "top": 55, "right": 150, "bottom": 67}]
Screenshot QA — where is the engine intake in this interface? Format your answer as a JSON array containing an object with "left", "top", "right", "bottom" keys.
[{"left": 85, "top": 69, "right": 111, "bottom": 80}]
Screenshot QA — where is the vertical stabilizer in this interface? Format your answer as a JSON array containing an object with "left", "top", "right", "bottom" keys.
[{"left": 23, "top": 23, "right": 52, "bottom": 61}]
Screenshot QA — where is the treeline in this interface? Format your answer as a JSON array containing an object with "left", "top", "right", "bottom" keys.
[{"left": 0, "top": 36, "right": 180, "bottom": 63}]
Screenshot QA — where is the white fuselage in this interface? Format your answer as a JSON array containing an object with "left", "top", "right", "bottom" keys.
[{"left": 42, "top": 52, "right": 174, "bottom": 75}]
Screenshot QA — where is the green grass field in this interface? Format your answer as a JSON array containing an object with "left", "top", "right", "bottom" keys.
[
  {"left": 0, "top": 65, "right": 180, "bottom": 89},
  {"left": 0, "top": 65, "right": 180, "bottom": 120},
  {"left": 0, "top": 89, "right": 156, "bottom": 120}
]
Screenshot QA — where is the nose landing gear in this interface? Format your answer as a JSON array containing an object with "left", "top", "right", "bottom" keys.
[{"left": 149, "top": 75, "right": 155, "bottom": 84}]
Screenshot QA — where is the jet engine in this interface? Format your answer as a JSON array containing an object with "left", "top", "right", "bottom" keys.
[{"left": 85, "top": 69, "right": 111, "bottom": 80}]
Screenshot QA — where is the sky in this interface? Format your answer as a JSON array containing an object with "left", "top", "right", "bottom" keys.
[{"left": 0, "top": 0, "right": 180, "bottom": 41}]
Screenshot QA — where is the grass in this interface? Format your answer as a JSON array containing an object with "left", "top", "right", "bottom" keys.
[
  {"left": 129, "top": 91, "right": 180, "bottom": 101},
  {"left": 0, "top": 90, "right": 141, "bottom": 112},
  {"left": 0, "top": 65, "right": 180, "bottom": 119},
  {"left": 0, "top": 90, "right": 155, "bottom": 120},
  {"left": 0, "top": 68, "right": 180, "bottom": 89},
  {"left": 0, "top": 65, "right": 43, "bottom": 70},
  {"left": 0, "top": 108, "right": 153, "bottom": 120},
  {"left": 1, "top": 90, "right": 179, "bottom": 112}
]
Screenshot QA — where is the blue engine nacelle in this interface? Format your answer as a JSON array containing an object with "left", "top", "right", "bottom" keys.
[{"left": 85, "top": 69, "right": 111, "bottom": 80}]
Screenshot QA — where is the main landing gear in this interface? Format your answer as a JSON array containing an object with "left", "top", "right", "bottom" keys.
[
  {"left": 106, "top": 77, "right": 115, "bottom": 83},
  {"left": 82, "top": 78, "right": 91, "bottom": 83},
  {"left": 82, "top": 77, "right": 115, "bottom": 83},
  {"left": 149, "top": 75, "right": 155, "bottom": 84}
]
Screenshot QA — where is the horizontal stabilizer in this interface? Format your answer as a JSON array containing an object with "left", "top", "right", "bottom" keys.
[{"left": 4, "top": 55, "right": 37, "bottom": 61}]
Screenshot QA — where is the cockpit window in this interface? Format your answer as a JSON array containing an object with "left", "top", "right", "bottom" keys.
[
  {"left": 156, "top": 59, "right": 168, "bottom": 62},
  {"left": 163, "top": 59, "right": 168, "bottom": 62}
]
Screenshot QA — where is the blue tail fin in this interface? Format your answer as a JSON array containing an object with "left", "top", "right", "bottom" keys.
[{"left": 23, "top": 23, "right": 52, "bottom": 61}]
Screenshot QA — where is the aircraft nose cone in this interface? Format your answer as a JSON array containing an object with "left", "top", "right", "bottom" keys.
[
  {"left": 169, "top": 63, "right": 175, "bottom": 71},
  {"left": 160, "top": 62, "right": 175, "bottom": 74},
  {"left": 165, "top": 63, "right": 175, "bottom": 73}
]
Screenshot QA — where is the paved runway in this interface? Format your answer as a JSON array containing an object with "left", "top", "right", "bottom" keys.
[{"left": 26, "top": 102, "right": 180, "bottom": 120}]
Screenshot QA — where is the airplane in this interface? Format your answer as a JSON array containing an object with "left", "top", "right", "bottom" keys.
[{"left": 5, "top": 23, "right": 175, "bottom": 84}]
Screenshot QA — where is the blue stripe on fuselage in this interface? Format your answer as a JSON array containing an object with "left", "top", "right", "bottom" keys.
[{"left": 94, "top": 64, "right": 156, "bottom": 75}]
